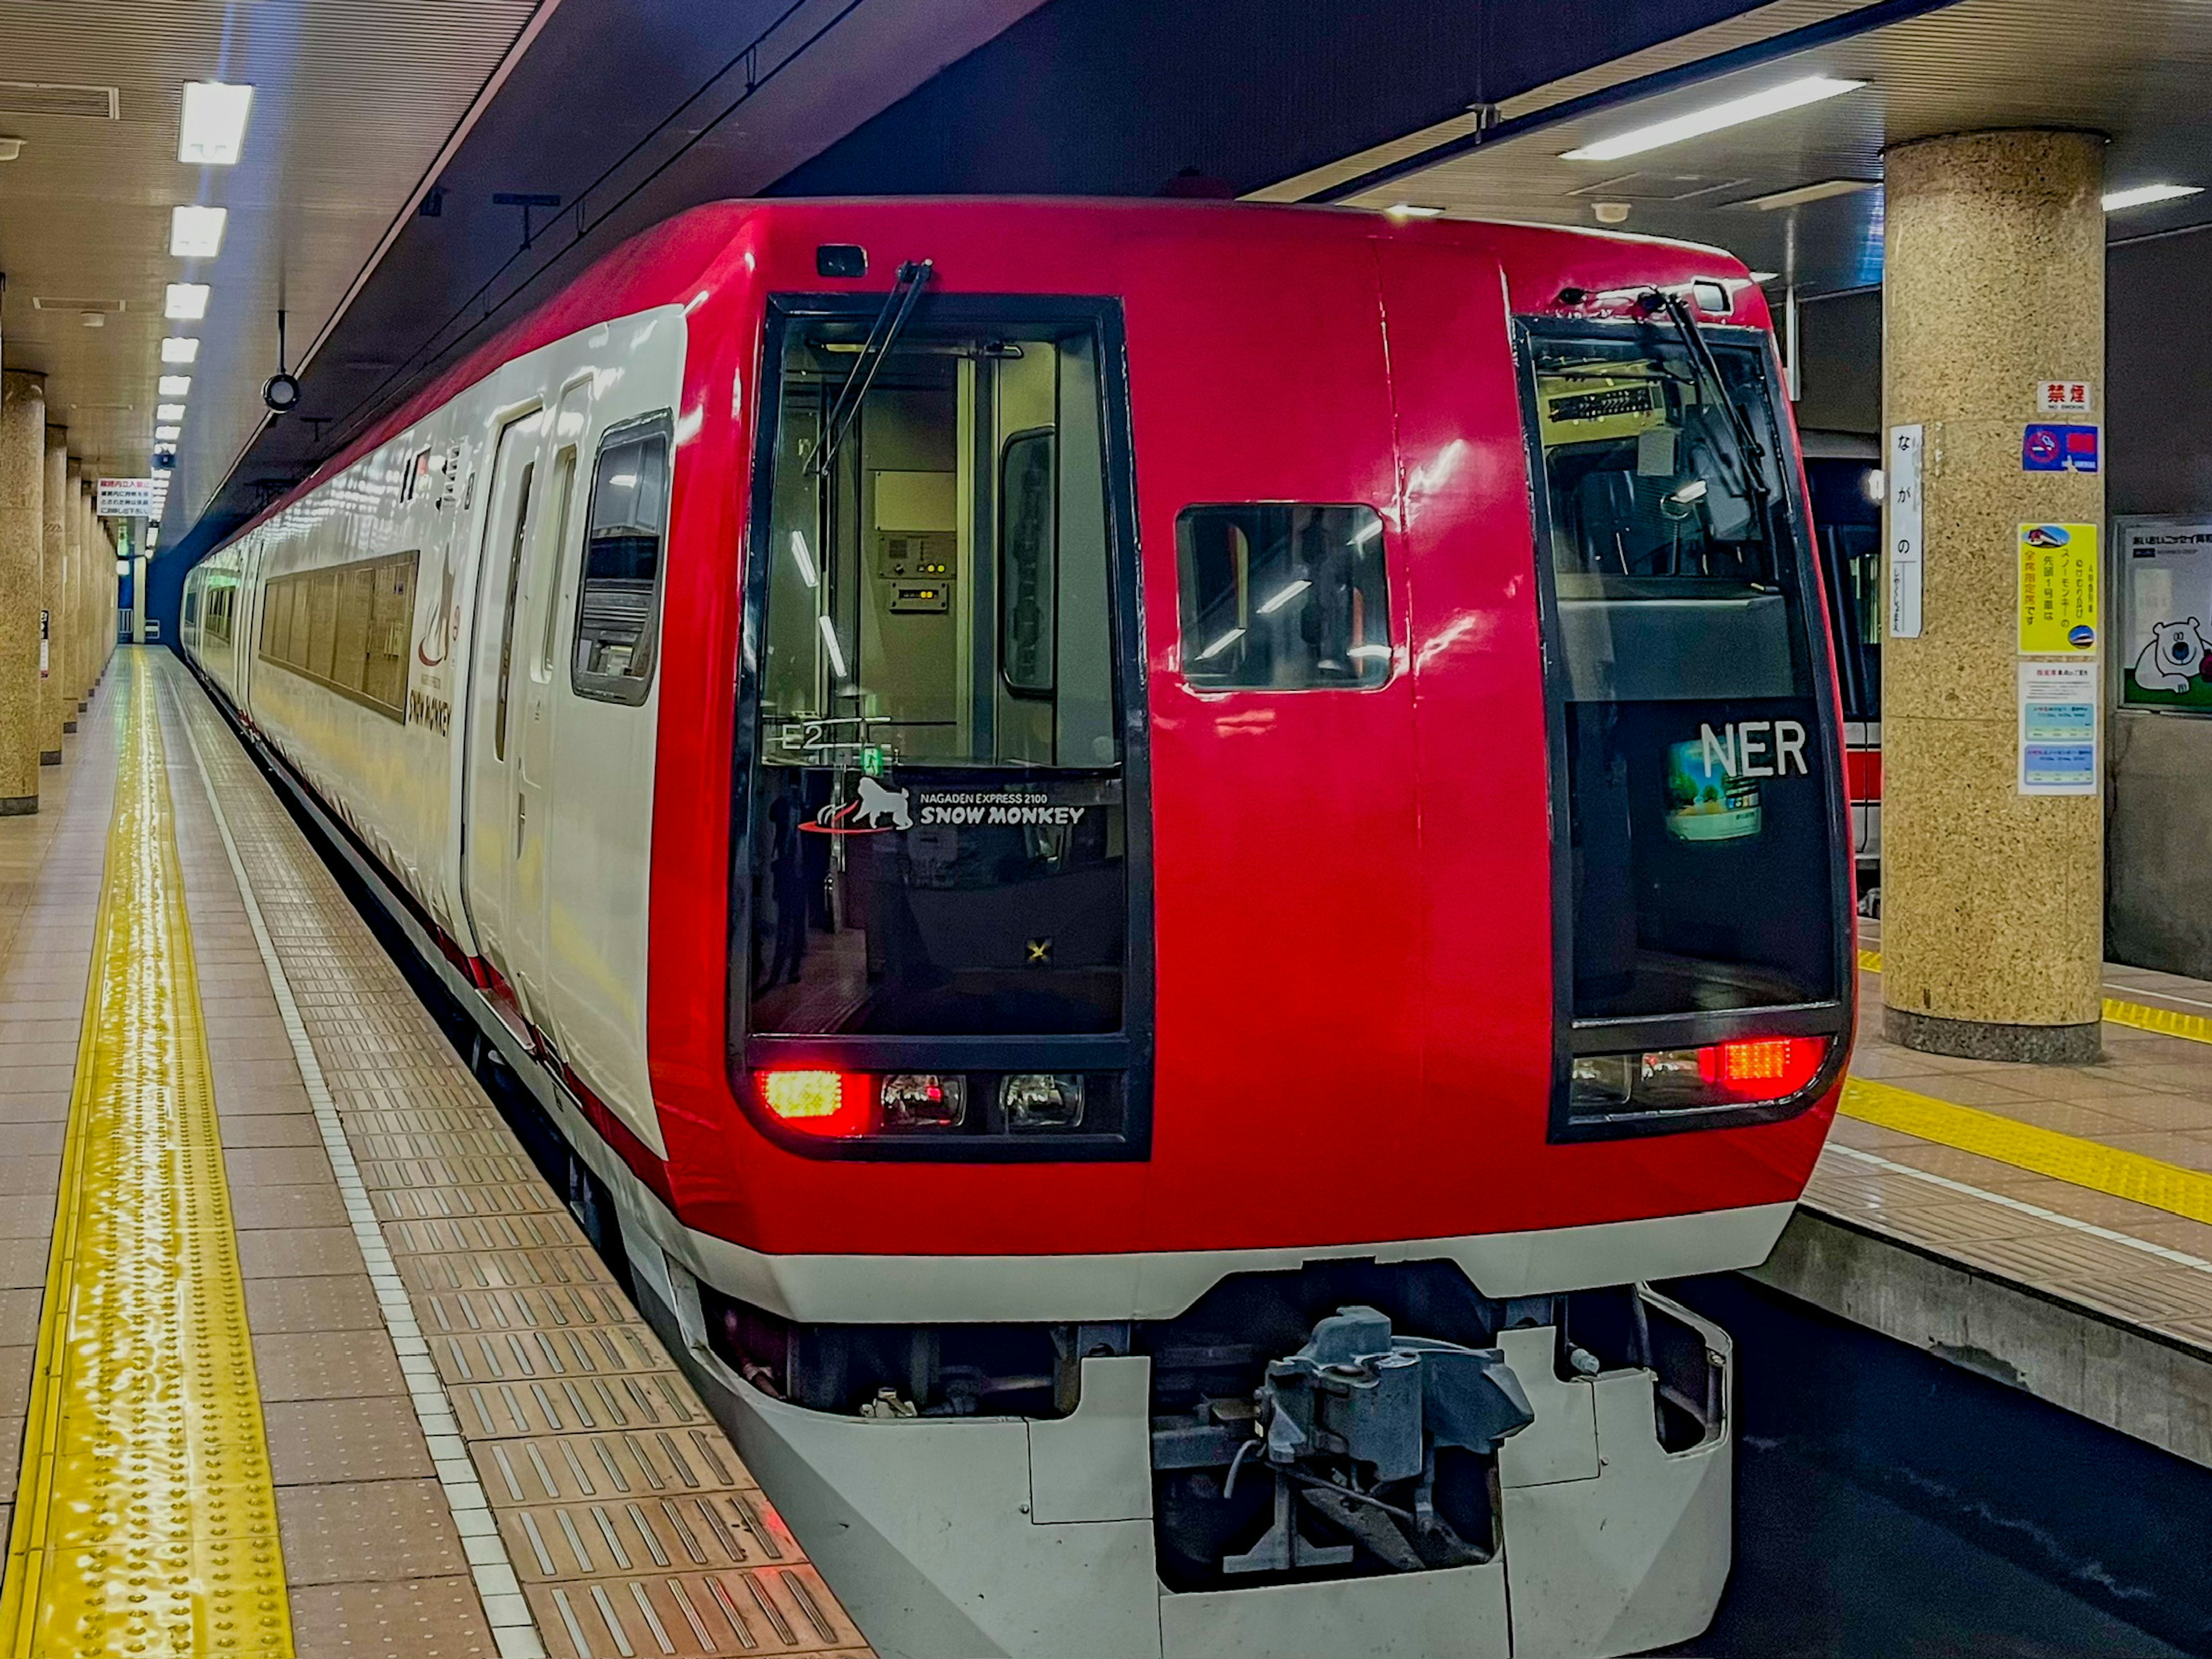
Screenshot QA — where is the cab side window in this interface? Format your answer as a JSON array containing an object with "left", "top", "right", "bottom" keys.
[
  {"left": 1175, "top": 503, "right": 1391, "bottom": 690},
  {"left": 571, "top": 412, "right": 673, "bottom": 705}
]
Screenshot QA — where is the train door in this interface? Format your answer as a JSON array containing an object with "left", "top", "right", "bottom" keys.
[
  {"left": 506, "top": 380, "right": 592, "bottom": 1028},
  {"left": 460, "top": 405, "right": 547, "bottom": 1029}
]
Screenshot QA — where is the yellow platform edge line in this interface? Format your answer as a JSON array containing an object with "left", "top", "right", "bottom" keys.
[
  {"left": 0, "top": 654, "right": 296, "bottom": 1657},
  {"left": 1839, "top": 1075, "right": 2212, "bottom": 1227},
  {"left": 1855, "top": 945, "right": 2212, "bottom": 1046}
]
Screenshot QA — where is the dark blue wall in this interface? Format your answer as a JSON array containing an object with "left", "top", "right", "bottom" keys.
[{"left": 772, "top": 0, "right": 1767, "bottom": 198}]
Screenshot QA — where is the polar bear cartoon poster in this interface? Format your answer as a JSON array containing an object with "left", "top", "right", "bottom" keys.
[{"left": 2118, "top": 517, "right": 2212, "bottom": 711}]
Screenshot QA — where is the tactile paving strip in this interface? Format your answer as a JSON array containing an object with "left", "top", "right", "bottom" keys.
[
  {"left": 0, "top": 654, "right": 295, "bottom": 1657},
  {"left": 158, "top": 655, "right": 872, "bottom": 1658}
]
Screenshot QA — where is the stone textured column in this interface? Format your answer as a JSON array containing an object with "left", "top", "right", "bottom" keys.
[
  {"left": 39, "top": 430, "right": 66, "bottom": 763},
  {"left": 61, "top": 463, "right": 81, "bottom": 733},
  {"left": 1882, "top": 130, "right": 2106, "bottom": 1062},
  {"left": 0, "top": 374, "right": 44, "bottom": 812},
  {"left": 75, "top": 480, "right": 93, "bottom": 706}
]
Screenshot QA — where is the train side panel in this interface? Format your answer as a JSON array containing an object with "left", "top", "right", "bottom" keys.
[{"left": 190, "top": 308, "right": 688, "bottom": 1153}]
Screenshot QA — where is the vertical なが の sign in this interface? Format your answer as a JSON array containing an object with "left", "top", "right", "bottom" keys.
[{"left": 2018, "top": 524, "right": 2099, "bottom": 654}]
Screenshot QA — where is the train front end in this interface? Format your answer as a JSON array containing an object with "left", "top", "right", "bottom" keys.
[{"left": 635, "top": 202, "right": 1853, "bottom": 1658}]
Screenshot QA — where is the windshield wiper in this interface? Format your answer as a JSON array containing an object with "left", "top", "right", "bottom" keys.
[
  {"left": 1639, "top": 287, "right": 1770, "bottom": 503},
  {"left": 808, "top": 259, "right": 934, "bottom": 479}
]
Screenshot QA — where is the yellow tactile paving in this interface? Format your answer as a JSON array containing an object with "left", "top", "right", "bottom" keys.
[
  {"left": 0, "top": 653, "right": 293, "bottom": 1657},
  {"left": 1840, "top": 1077, "right": 2212, "bottom": 1228}
]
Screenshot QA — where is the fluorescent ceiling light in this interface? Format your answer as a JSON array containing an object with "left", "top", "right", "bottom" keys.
[
  {"left": 156, "top": 403, "right": 187, "bottom": 422},
  {"left": 1563, "top": 76, "right": 1866, "bottom": 163},
  {"left": 169, "top": 204, "right": 228, "bottom": 257},
  {"left": 1748, "top": 270, "right": 1781, "bottom": 282},
  {"left": 1385, "top": 203, "right": 1445, "bottom": 219},
  {"left": 178, "top": 81, "right": 253, "bottom": 166},
  {"left": 154, "top": 425, "right": 181, "bottom": 441},
  {"left": 158, "top": 376, "right": 191, "bottom": 396},
  {"left": 1736, "top": 177, "right": 1880, "bottom": 211},
  {"left": 161, "top": 336, "right": 200, "bottom": 364},
  {"left": 2103, "top": 183, "right": 2202, "bottom": 212},
  {"left": 164, "top": 283, "right": 210, "bottom": 320}
]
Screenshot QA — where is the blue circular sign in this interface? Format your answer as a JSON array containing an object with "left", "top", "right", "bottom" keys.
[{"left": 2069, "top": 624, "right": 2096, "bottom": 649}]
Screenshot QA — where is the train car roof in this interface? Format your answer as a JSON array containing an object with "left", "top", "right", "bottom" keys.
[{"left": 218, "top": 197, "right": 1760, "bottom": 548}]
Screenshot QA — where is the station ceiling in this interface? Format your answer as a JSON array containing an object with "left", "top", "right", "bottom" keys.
[
  {"left": 1258, "top": 0, "right": 2212, "bottom": 300},
  {"left": 0, "top": 0, "right": 540, "bottom": 488},
  {"left": 0, "top": 0, "right": 1044, "bottom": 560}
]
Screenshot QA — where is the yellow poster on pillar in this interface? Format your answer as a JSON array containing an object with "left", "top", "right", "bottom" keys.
[{"left": 2018, "top": 522, "right": 2100, "bottom": 654}]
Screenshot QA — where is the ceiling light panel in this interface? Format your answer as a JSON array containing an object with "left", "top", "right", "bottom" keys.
[
  {"left": 178, "top": 81, "right": 253, "bottom": 165},
  {"left": 169, "top": 204, "right": 227, "bottom": 257},
  {"left": 2103, "top": 183, "right": 2202, "bottom": 212},
  {"left": 156, "top": 404, "right": 187, "bottom": 422},
  {"left": 161, "top": 337, "right": 200, "bottom": 364},
  {"left": 154, "top": 425, "right": 181, "bottom": 441},
  {"left": 158, "top": 376, "right": 191, "bottom": 397},
  {"left": 1562, "top": 76, "right": 1867, "bottom": 163},
  {"left": 1738, "top": 178, "right": 1881, "bottom": 211},
  {"left": 164, "top": 283, "right": 210, "bottom": 320}
]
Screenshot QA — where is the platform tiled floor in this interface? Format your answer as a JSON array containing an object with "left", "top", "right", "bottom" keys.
[
  {"left": 0, "top": 650, "right": 869, "bottom": 1658},
  {"left": 1814, "top": 919, "right": 2212, "bottom": 1349}
]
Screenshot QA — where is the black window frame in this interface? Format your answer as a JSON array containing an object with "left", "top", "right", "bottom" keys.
[
  {"left": 728, "top": 291, "right": 1156, "bottom": 1164},
  {"left": 1172, "top": 502, "right": 1394, "bottom": 692},
  {"left": 569, "top": 409, "right": 675, "bottom": 707},
  {"left": 1515, "top": 314, "right": 1855, "bottom": 1143}
]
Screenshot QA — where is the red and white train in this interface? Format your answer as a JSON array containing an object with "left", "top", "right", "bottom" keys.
[{"left": 183, "top": 198, "right": 1855, "bottom": 1658}]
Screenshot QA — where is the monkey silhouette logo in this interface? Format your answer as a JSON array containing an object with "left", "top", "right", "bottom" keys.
[
  {"left": 853, "top": 777, "right": 912, "bottom": 830},
  {"left": 805, "top": 777, "right": 913, "bottom": 835}
]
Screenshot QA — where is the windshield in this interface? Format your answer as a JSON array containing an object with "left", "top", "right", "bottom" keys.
[
  {"left": 1529, "top": 324, "right": 1840, "bottom": 1024},
  {"left": 747, "top": 309, "right": 1128, "bottom": 1037}
]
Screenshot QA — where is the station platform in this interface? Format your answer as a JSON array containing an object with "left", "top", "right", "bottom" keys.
[
  {"left": 1754, "top": 922, "right": 2212, "bottom": 1471},
  {"left": 0, "top": 647, "right": 869, "bottom": 1658}
]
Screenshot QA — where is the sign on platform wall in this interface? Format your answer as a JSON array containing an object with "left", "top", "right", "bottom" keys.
[
  {"left": 2036, "top": 380, "right": 2094, "bottom": 415},
  {"left": 94, "top": 478, "right": 161, "bottom": 517},
  {"left": 2022, "top": 423, "right": 2099, "bottom": 473},
  {"left": 2017, "top": 523, "right": 2100, "bottom": 654},
  {"left": 2116, "top": 516, "right": 2212, "bottom": 711},
  {"left": 1887, "top": 423, "right": 1925, "bottom": 639},
  {"left": 2018, "top": 660, "right": 2099, "bottom": 795}
]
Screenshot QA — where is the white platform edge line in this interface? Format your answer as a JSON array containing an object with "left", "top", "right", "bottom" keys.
[
  {"left": 1821, "top": 1142, "right": 2212, "bottom": 1276},
  {"left": 169, "top": 666, "right": 549, "bottom": 1659}
]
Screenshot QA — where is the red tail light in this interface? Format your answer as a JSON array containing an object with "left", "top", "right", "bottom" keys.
[
  {"left": 757, "top": 1069, "right": 869, "bottom": 1137},
  {"left": 1703, "top": 1037, "right": 1826, "bottom": 1103}
]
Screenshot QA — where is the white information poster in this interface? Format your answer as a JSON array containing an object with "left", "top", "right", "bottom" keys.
[
  {"left": 2116, "top": 516, "right": 2212, "bottom": 711},
  {"left": 2018, "top": 659, "right": 2099, "bottom": 796},
  {"left": 1888, "top": 423, "right": 1925, "bottom": 639},
  {"left": 94, "top": 478, "right": 161, "bottom": 517}
]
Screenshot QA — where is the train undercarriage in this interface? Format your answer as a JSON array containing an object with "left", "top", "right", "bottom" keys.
[{"left": 637, "top": 1242, "right": 1734, "bottom": 1659}]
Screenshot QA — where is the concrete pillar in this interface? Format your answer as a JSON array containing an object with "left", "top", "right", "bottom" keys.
[
  {"left": 61, "top": 462, "right": 81, "bottom": 733},
  {"left": 75, "top": 480, "right": 93, "bottom": 704},
  {"left": 0, "top": 374, "right": 43, "bottom": 812},
  {"left": 1881, "top": 130, "right": 2106, "bottom": 1062},
  {"left": 39, "top": 430, "right": 66, "bottom": 764}
]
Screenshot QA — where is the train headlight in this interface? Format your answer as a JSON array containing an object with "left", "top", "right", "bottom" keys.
[
  {"left": 1002, "top": 1073, "right": 1084, "bottom": 1130},
  {"left": 758, "top": 1069, "right": 869, "bottom": 1137},
  {"left": 881, "top": 1073, "right": 966, "bottom": 1129}
]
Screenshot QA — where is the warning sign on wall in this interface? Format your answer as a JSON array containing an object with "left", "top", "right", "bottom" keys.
[{"left": 2018, "top": 523, "right": 2100, "bottom": 654}]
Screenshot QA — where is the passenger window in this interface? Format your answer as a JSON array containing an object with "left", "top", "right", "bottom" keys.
[
  {"left": 1175, "top": 504, "right": 1391, "bottom": 690},
  {"left": 571, "top": 413, "right": 672, "bottom": 704}
]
